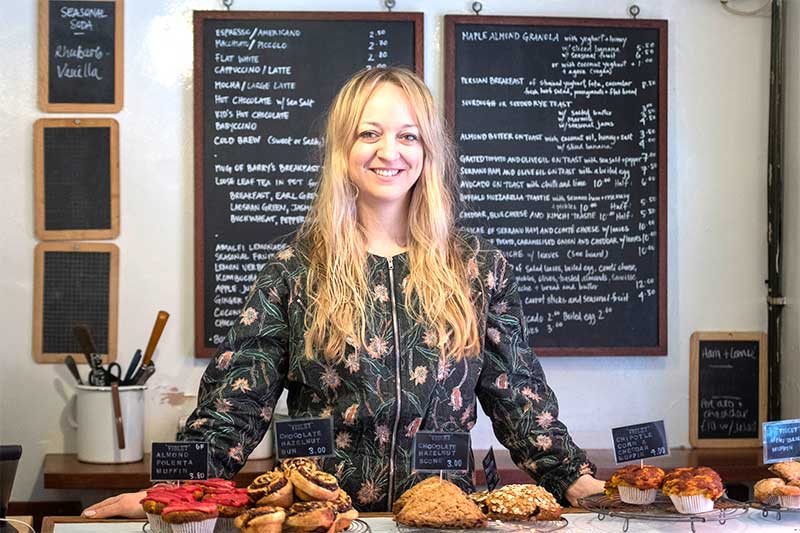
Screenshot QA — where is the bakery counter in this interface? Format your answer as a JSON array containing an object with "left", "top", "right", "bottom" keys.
[
  {"left": 41, "top": 512, "right": 800, "bottom": 532},
  {"left": 43, "top": 448, "right": 770, "bottom": 490}
]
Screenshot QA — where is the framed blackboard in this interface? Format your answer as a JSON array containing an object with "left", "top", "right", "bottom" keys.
[
  {"left": 689, "top": 331, "right": 767, "bottom": 448},
  {"left": 34, "top": 118, "right": 120, "bottom": 240},
  {"left": 33, "top": 242, "right": 119, "bottom": 364},
  {"left": 38, "top": 0, "right": 124, "bottom": 112},
  {"left": 445, "top": 16, "right": 667, "bottom": 356},
  {"left": 194, "top": 11, "right": 423, "bottom": 357}
]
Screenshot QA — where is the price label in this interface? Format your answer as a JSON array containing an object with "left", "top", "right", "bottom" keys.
[
  {"left": 763, "top": 419, "right": 800, "bottom": 464},
  {"left": 274, "top": 417, "right": 335, "bottom": 460},
  {"left": 151, "top": 442, "right": 208, "bottom": 482},
  {"left": 482, "top": 447, "right": 499, "bottom": 491},
  {"left": 413, "top": 431, "right": 470, "bottom": 472},
  {"left": 611, "top": 420, "right": 669, "bottom": 464}
]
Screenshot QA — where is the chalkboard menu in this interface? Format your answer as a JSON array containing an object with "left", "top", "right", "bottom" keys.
[
  {"left": 33, "top": 242, "right": 119, "bottom": 364},
  {"left": 151, "top": 442, "right": 209, "bottom": 482},
  {"left": 38, "top": 0, "right": 124, "bottom": 112},
  {"left": 611, "top": 420, "right": 668, "bottom": 463},
  {"left": 445, "top": 16, "right": 667, "bottom": 356},
  {"left": 763, "top": 419, "right": 800, "bottom": 464},
  {"left": 690, "top": 331, "right": 767, "bottom": 448},
  {"left": 34, "top": 118, "right": 120, "bottom": 240},
  {"left": 194, "top": 11, "right": 422, "bottom": 357}
]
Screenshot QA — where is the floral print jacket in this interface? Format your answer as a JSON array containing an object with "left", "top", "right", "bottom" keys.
[{"left": 181, "top": 234, "right": 594, "bottom": 511}]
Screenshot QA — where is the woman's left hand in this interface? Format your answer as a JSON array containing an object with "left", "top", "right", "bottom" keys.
[{"left": 564, "top": 474, "right": 605, "bottom": 507}]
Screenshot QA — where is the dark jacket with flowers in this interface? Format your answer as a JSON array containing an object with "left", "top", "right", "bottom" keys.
[{"left": 181, "top": 234, "right": 594, "bottom": 511}]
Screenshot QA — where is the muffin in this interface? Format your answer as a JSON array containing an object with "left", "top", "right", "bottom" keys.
[
  {"left": 662, "top": 467, "right": 724, "bottom": 514},
  {"left": 774, "top": 484, "right": 800, "bottom": 509},
  {"left": 482, "top": 484, "right": 561, "bottom": 521},
  {"left": 202, "top": 488, "right": 249, "bottom": 533},
  {"left": 753, "top": 477, "right": 785, "bottom": 505},
  {"left": 605, "top": 465, "right": 665, "bottom": 505},
  {"left": 141, "top": 486, "right": 200, "bottom": 533},
  {"left": 247, "top": 470, "right": 294, "bottom": 508},
  {"left": 234, "top": 506, "right": 286, "bottom": 533},
  {"left": 161, "top": 501, "right": 219, "bottom": 533},
  {"left": 769, "top": 461, "right": 800, "bottom": 484}
]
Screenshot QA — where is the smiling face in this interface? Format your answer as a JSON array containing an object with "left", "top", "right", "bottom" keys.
[{"left": 348, "top": 82, "right": 425, "bottom": 212}]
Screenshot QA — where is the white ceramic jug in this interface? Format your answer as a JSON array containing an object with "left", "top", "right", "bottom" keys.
[{"left": 68, "top": 384, "right": 146, "bottom": 463}]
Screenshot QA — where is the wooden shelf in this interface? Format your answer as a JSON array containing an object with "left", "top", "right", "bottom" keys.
[{"left": 44, "top": 448, "right": 770, "bottom": 490}]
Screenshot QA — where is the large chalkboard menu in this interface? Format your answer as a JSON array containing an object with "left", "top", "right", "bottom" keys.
[
  {"left": 446, "top": 16, "right": 667, "bottom": 356},
  {"left": 194, "top": 11, "right": 422, "bottom": 357},
  {"left": 38, "top": 0, "right": 124, "bottom": 112},
  {"left": 690, "top": 331, "right": 767, "bottom": 448}
]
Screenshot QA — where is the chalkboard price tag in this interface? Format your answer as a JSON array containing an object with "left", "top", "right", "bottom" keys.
[
  {"left": 274, "top": 417, "right": 334, "bottom": 460},
  {"left": 612, "top": 420, "right": 669, "bottom": 464},
  {"left": 151, "top": 442, "right": 208, "bottom": 482},
  {"left": 413, "top": 431, "right": 470, "bottom": 472},
  {"left": 482, "top": 447, "right": 499, "bottom": 491},
  {"left": 763, "top": 419, "right": 800, "bottom": 464}
]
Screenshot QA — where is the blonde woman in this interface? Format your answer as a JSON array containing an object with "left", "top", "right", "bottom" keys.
[{"left": 83, "top": 67, "right": 603, "bottom": 518}]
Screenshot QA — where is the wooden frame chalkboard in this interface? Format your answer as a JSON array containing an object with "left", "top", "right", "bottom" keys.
[
  {"left": 38, "top": 0, "right": 124, "bottom": 113},
  {"left": 689, "top": 331, "right": 767, "bottom": 448},
  {"left": 34, "top": 118, "right": 120, "bottom": 240},
  {"left": 33, "top": 242, "right": 119, "bottom": 364},
  {"left": 193, "top": 11, "right": 423, "bottom": 357},
  {"left": 445, "top": 16, "right": 668, "bottom": 356}
]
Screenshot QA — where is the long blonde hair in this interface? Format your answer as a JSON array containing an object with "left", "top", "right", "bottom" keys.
[{"left": 298, "top": 67, "right": 480, "bottom": 361}]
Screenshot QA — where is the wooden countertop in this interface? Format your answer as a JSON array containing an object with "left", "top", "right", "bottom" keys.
[{"left": 43, "top": 448, "right": 770, "bottom": 490}]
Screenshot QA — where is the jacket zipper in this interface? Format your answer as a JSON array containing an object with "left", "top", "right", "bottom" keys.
[{"left": 386, "top": 256, "right": 403, "bottom": 510}]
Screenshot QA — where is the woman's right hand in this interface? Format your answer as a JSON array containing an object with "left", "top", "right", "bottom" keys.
[{"left": 82, "top": 491, "right": 147, "bottom": 519}]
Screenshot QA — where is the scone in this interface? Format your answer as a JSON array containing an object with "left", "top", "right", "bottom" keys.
[
  {"left": 483, "top": 484, "right": 561, "bottom": 521},
  {"left": 605, "top": 465, "right": 665, "bottom": 505},
  {"left": 247, "top": 470, "right": 295, "bottom": 507},
  {"left": 394, "top": 478, "right": 487, "bottom": 529},
  {"left": 234, "top": 506, "right": 286, "bottom": 533},
  {"left": 754, "top": 478, "right": 785, "bottom": 504},
  {"left": 662, "top": 467, "right": 724, "bottom": 514}
]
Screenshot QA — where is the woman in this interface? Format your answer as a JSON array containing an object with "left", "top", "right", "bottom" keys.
[{"left": 83, "top": 67, "right": 604, "bottom": 518}]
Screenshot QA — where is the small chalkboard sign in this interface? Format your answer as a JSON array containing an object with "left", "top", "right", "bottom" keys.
[
  {"left": 33, "top": 242, "right": 118, "bottom": 364},
  {"left": 151, "top": 442, "right": 209, "bottom": 482},
  {"left": 612, "top": 420, "right": 668, "bottom": 463},
  {"left": 34, "top": 118, "right": 120, "bottom": 240},
  {"left": 413, "top": 431, "right": 470, "bottom": 472},
  {"left": 690, "top": 331, "right": 767, "bottom": 448},
  {"left": 38, "top": 0, "right": 124, "bottom": 112},
  {"left": 274, "top": 417, "right": 334, "bottom": 460},
  {"left": 482, "top": 447, "right": 499, "bottom": 491},
  {"left": 763, "top": 419, "right": 800, "bottom": 464}
]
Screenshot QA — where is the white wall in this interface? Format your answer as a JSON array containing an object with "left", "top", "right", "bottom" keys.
[{"left": 1, "top": 0, "right": 794, "bottom": 504}]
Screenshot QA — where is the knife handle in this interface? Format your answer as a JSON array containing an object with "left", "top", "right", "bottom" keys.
[
  {"left": 142, "top": 311, "right": 170, "bottom": 366},
  {"left": 65, "top": 355, "right": 83, "bottom": 385}
]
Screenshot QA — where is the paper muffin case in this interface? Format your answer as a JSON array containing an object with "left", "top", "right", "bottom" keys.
[
  {"left": 668, "top": 494, "right": 715, "bottom": 514},
  {"left": 145, "top": 512, "right": 171, "bottom": 533},
  {"left": 169, "top": 517, "right": 218, "bottom": 533},
  {"left": 213, "top": 517, "right": 238, "bottom": 533},
  {"left": 618, "top": 486, "right": 657, "bottom": 505},
  {"left": 778, "top": 495, "right": 800, "bottom": 509}
]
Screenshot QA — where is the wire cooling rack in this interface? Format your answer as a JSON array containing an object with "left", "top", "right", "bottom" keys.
[{"left": 578, "top": 493, "right": 749, "bottom": 532}]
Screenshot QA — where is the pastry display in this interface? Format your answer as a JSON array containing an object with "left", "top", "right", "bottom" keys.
[
  {"left": 161, "top": 501, "right": 220, "bottom": 533},
  {"left": 605, "top": 465, "right": 665, "bottom": 505},
  {"left": 754, "top": 477, "right": 785, "bottom": 505},
  {"left": 393, "top": 477, "right": 487, "bottom": 528},
  {"left": 234, "top": 506, "right": 286, "bottom": 533},
  {"left": 661, "top": 467, "right": 724, "bottom": 514},
  {"left": 482, "top": 484, "right": 561, "bottom": 522},
  {"left": 141, "top": 485, "right": 203, "bottom": 533}
]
